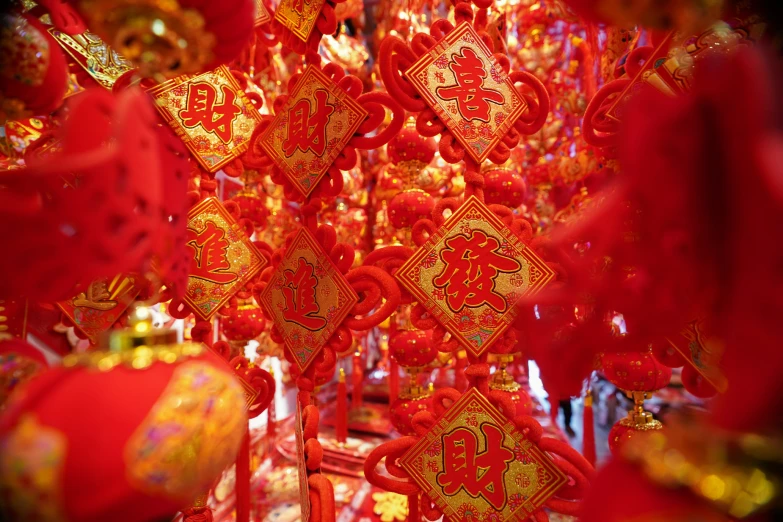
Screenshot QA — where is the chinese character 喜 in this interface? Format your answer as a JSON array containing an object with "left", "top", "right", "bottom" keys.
[
  {"left": 433, "top": 230, "right": 521, "bottom": 313},
  {"left": 437, "top": 424, "right": 514, "bottom": 510},
  {"left": 282, "top": 257, "right": 326, "bottom": 330},
  {"left": 179, "top": 83, "right": 241, "bottom": 143},
  {"left": 187, "top": 221, "right": 238, "bottom": 284},
  {"left": 282, "top": 88, "right": 334, "bottom": 157},
  {"left": 436, "top": 48, "right": 504, "bottom": 123}
]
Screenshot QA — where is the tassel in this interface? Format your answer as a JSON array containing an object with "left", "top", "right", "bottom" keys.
[
  {"left": 266, "top": 368, "right": 277, "bottom": 457},
  {"left": 550, "top": 390, "right": 560, "bottom": 424},
  {"left": 352, "top": 351, "right": 363, "bottom": 409},
  {"left": 182, "top": 493, "right": 213, "bottom": 522},
  {"left": 583, "top": 390, "right": 597, "bottom": 466},
  {"left": 454, "top": 351, "right": 468, "bottom": 391},
  {"left": 235, "top": 426, "right": 250, "bottom": 522},
  {"left": 389, "top": 358, "right": 400, "bottom": 406},
  {"left": 336, "top": 368, "right": 348, "bottom": 444},
  {"left": 407, "top": 493, "right": 419, "bottom": 522}
]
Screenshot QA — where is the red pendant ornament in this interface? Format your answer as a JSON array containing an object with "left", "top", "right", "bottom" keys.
[
  {"left": 149, "top": 65, "right": 263, "bottom": 173},
  {"left": 259, "top": 227, "right": 358, "bottom": 371},
  {"left": 57, "top": 275, "right": 139, "bottom": 344},
  {"left": 181, "top": 197, "right": 267, "bottom": 321},
  {"left": 654, "top": 319, "right": 725, "bottom": 398},
  {"left": 244, "top": 55, "right": 403, "bottom": 202},
  {"left": 396, "top": 196, "right": 555, "bottom": 357},
  {"left": 365, "top": 385, "right": 594, "bottom": 522},
  {"left": 379, "top": 7, "right": 549, "bottom": 168},
  {"left": 400, "top": 388, "right": 567, "bottom": 522},
  {"left": 271, "top": 0, "right": 343, "bottom": 55},
  {"left": 259, "top": 66, "right": 368, "bottom": 198},
  {"left": 405, "top": 22, "right": 527, "bottom": 165}
]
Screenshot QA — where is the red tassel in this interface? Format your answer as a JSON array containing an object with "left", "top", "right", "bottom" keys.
[
  {"left": 407, "top": 493, "right": 419, "bottom": 522},
  {"left": 336, "top": 368, "right": 348, "bottom": 443},
  {"left": 582, "top": 392, "right": 596, "bottom": 466},
  {"left": 389, "top": 358, "right": 399, "bottom": 406},
  {"left": 235, "top": 426, "right": 250, "bottom": 522},
  {"left": 550, "top": 390, "right": 560, "bottom": 424},
  {"left": 352, "top": 351, "right": 363, "bottom": 409}
]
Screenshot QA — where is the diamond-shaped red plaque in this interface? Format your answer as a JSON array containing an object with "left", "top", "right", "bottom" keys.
[
  {"left": 396, "top": 196, "right": 555, "bottom": 357},
  {"left": 274, "top": 0, "right": 326, "bottom": 42},
  {"left": 259, "top": 228, "right": 358, "bottom": 371},
  {"left": 405, "top": 22, "right": 527, "bottom": 164},
  {"left": 259, "top": 66, "right": 368, "bottom": 198},
  {"left": 666, "top": 319, "right": 727, "bottom": 393},
  {"left": 148, "top": 66, "right": 263, "bottom": 173},
  {"left": 255, "top": 0, "right": 272, "bottom": 26},
  {"left": 400, "top": 388, "right": 567, "bottom": 522},
  {"left": 57, "top": 275, "right": 139, "bottom": 344},
  {"left": 183, "top": 198, "right": 267, "bottom": 321}
]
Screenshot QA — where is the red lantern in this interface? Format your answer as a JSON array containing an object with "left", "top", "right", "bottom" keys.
[
  {"left": 601, "top": 350, "right": 672, "bottom": 392},
  {"left": 389, "top": 394, "right": 432, "bottom": 436},
  {"left": 389, "top": 329, "right": 436, "bottom": 368},
  {"left": 387, "top": 127, "right": 436, "bottom": 165},
  {"left": 387, "top": 189, "right": 435, "bottom": 230},
  {"left": 0, "top": 316, "right": 247, "bottom": 522},
  {"left": 484, "top": 166, "right": 527, "bottom": 208},
  {"left": 0, "top": 13, "right": 69, "bottom": 123}
]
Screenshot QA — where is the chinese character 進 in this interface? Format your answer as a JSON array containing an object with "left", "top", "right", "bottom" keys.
[
  {"left": 179, "top": 83, "right": 241, "bottom": 143},
  {"left": 433, "top": 230, "right": 521, "bottom": 313},
  {"left": 282, "top": 88, "right": 334, "bottom": 157},
  {"left": 282, "top": 257, "right": 326, "bottom": 330},
  {"left": 187, "top": 221, "right": 238, "bottom": 284},
  {"left": 72, "top": 280, "right": 118, "bottom": 311},
  {"left": 437, "top": 424, "right": 514, "bottom": 510},
  {"left": 436, "top": 48, "right": 504, "bottom": 123}
]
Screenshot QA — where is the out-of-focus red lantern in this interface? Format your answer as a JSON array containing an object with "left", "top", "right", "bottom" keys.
[
  {"left": 388, "top": 189, "right": 435, "bottom": 229},
  {"left": 602, "top": 348, "right": 671, "bottom": 455},
  {"left": 389, "top": 394, "right": 432, "bottom": 436},
  {"left": 0, "top": 311, "right": 247, "bottom": 522},
  {"left": 0, "top": 13, "right": 69, "bottom": 123},
  {"left": 484, "top": 166, "right": 527, "bottom": 209},
  {"left": 222, "top": 300, "right": 266, "bottom": 358},
  {"left": 233, "top": 189, "right": 269, "bottom": 231},
  {"left": 387, "top": 127, "right": 436, "bottom": 165}
]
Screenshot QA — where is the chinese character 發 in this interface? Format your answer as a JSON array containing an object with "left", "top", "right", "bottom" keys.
[{"left": 433, "top": 230, "right": 521, "bottom": 313}]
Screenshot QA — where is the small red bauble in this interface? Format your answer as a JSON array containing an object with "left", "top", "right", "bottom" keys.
[
  {"left": 233, "top": 191, "right": 269, "bottom": 230},
  {"left": 222, "top": 302, "right": 266, "bottom": 343},
  {"left": 387, "top": 128, "right": 437, "bottom": 165},
  {"left": 387, "top": 189, "right": 435, "bottom": 229},
  {"left": 389, "top": 329, "right": 436, "bottom": 368},
  {"left": 602, "top": 350, "right": 672, "bottom": 392},
  {"left": 484, "top": 167, "right": 527, "bottom": 208},
  {"left": 389, "top": 395, "right": 432, "bottom": 436}
]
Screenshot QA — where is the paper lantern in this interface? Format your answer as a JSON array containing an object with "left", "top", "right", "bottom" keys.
[{"left": 0, "top": 310, "right": 247, "bottom": 522}]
